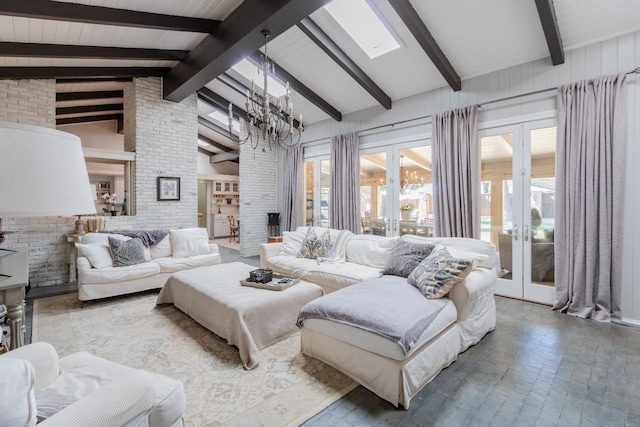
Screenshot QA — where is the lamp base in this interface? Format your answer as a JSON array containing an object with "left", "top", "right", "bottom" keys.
[{"left": 75, "top": 217, "right": 86, "bottom": 235}]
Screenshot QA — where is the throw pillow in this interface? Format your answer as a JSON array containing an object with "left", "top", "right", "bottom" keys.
[
  {"left": 149, "top": 235, "right": 172, "bottom": 259},
  {"left": 318, "top": 230, "right": 353, "bottom": 263},
  {"left": 279, "top": 230, "right": 306, "bottom": 256},
  {"left": 34, "top": 390, "right": 77, "bottom": 423},
  {"left": 108, "top": 237, "right": 147, "bottom": 267},
  {"left": 382, "top": 240, "right": 435, "bottom": 277},
  {"left": 170, "top": 228, "right": 210, "bottom": 258},
  {"left": 75, "top": 242, "right": 113, "bottom": 269},
  {"left": 297, "top": 228, "right": 332, "bottom": 259},
  {"left": 408, "top": 247, "right": 474, "bottom": 298}
]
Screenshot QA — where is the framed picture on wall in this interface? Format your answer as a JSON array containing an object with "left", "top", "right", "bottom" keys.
[{"left": 157, "top": 176, "right": 180, "bottom": 201}]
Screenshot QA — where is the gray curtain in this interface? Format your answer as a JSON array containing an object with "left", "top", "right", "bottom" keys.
[
  {"left": 281, "top": 144, "right": 304, "bottom": 232},
  {"left": 432, "top": 105, "right": 479, "bottom": 238},
  {"left": 553, "top": 73, "right": 626, "bottom": 322},
  {"left": 329, "top": 132, "right": 360, "bottom": 233}
]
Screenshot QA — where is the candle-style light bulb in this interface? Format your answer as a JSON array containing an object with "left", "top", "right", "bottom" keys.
[{"left": 228, "top": 103, "right": 233, "bottom": 119}]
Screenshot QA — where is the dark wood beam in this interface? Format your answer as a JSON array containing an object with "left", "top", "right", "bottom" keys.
[
  {"left": 56, "top": 103, "right": 123, "bottom": 116},
  {"left": 56, "top": 77, "right": 132, "bottom": 84},
  {"left": 198, "top": 146, "right": 214, "bottom": 156},
  {"left": 57, "top": 90, "right": 123, "bottom": 102},
  {"left": 56, "top": 113, "right": 122, "bottom": 126},
  {"left": 198, "top": 132, "right": 235, "bottom": 152},
  {"left": 198, "top": 88, "right": 244, "bottom": 119},
  {"left": 210, "top": 151, "right": 240, "bottom": 163},
  {"left": 0, "top": 67, "right": 168, "bottom": 79},
  {"left": 163, "top": 0, "right": 332, "bottom": 102},
  {"left": 386, "top": 0, "right": 461, "bottom": 91},
  {"left": 0, "top": 42, "right": 187, "bottom": 61},
  {"left": 0, "top": 0, "right": 219, "bottom": 33},
  {"left": 248, "top": 51, "right": 342, "bottom": 121},
  {"left": 198, "top": 117, "right": 239, "bottom": 144},
  {"left": 535, "top": 0, "right": 565, "bottom": 65},
  {"left": 298, "top": 18, "right": 392, "bottom": 109},
  {"left": 217, "top": 73, "right": 301, "bottom": 128}
]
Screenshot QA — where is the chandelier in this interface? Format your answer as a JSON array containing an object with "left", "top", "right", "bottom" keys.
[
  {"left": 228, "top": 30, "right": 303, "bottom": 152},
  {"left": 400, "top": 155, "right": 424, "bottom": 193}
]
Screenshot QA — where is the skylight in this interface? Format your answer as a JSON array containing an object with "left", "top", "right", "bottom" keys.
[
  {"left": 208, "top": 110, "right": 240, "bottom": 133},
  {"left": 231, "top": 59, "right": 287, "bottom": 98},
  {"left": 325, "top": 0, "right": 400, "bottom": 59}
]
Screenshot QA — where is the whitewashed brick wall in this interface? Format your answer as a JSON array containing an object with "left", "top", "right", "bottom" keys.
[
  {"left": 238, "top": 134, "right": 278, "bottom": 257},
  {"left": 0, "top": 77, "right": 198, "bottom": 287}
]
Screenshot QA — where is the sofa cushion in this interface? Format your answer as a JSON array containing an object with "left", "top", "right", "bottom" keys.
[
  {"left": 297, "top": 228, "right": 332, "bottom": 259},
  {"left": 399, "top": 234, "right": 496, "bottom": 269},
  {"left": 171, "top": 228, "right": 209, "bottom": 258},
  {"left": 78, "top": 261, "right": 161, "bottom": 284},
  {"left": 346, "top": 234, "right": 398, "bottom": 269},
  {"left": 82, "top": 233, "right": 151, "bottom": 262},
  {"left": 279, "top": 231, "right": 306, "bottom": 256},
  {"left": 76, "top": 242, "right": 113, "bottom": 269},
  {"left": 109, "top": 237, "right": 147, "bottom": 267},
  {"left": 0, "top": 357, "right": 37, "bottom": 427},
  {"left": 149, "top": 235, "right": 172, "bottom": 259},
  {"left": 155, "top": 253, "right": 220, "bottom": 273},
  {"left": 382, "top": 240, "right": 436, "bottom": 277},
  {"left": 304, "top": 263, "right": 383, "bottom": 291},
  {"left": 265, "top": 254, "right": 317, "bottom": 276},
  {"left": 318, "top": 230, "right": 353, "bottom": 263},
  {"left": 408, "top": 247, "right": 474, "bottom": 298},
  {"left": 34, "top": 390, "right": 77, "bottom": 423}
]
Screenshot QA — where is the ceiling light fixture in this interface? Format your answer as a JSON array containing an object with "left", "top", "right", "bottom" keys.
[
  {"left": 400, "top": 155, "right": 424, "bottom": 193},
  {"left": 228, "top": 30, "right": 303, "bottom": 152}
]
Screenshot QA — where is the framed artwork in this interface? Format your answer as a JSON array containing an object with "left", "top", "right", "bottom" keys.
[{"left": 157, "top": 176, "right": 180, "bottom": 201}]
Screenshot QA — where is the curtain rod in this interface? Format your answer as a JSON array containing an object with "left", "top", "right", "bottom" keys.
[{"left": 304, "top": 67, "right": 640, "bottom": 145}]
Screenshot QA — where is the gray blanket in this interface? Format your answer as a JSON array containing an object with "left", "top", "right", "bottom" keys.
[
  {"left": 297, "top": 275, "right": 450, "bottom": 355},
  {"left": 104, "top": 230, "right": 169, "bottom": 247}
]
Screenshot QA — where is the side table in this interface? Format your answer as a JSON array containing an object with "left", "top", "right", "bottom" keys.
[{"left": 0, "top": 247, "right": 28, "bottom": 349}]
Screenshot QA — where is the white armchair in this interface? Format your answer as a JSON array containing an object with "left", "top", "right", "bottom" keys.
[{"left": 0, "top": 342, "right": 185, "bottom": 427}]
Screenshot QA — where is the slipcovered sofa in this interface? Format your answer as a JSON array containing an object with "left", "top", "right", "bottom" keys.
[
  {"left": 77, "top": 228, "right": 221, "bottom": 301},
  {"left": 0, "top": 341, "right": 185, "bottom": 426}
]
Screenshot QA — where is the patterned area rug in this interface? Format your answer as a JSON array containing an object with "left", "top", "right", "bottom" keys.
[{"left": 32, "top": 292, "right": 357, "bottom": 426}]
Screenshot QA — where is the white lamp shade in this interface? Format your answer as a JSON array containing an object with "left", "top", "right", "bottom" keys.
[{"left": 0, "top": 121, "right": 97, "bottom": 217}]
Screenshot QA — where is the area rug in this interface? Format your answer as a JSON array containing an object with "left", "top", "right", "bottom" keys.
[{"left": 32, "top": 292, "right": 357, "bottom": 426}]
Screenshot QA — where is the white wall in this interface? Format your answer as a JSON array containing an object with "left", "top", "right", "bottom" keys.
[
  {"left": 58, "top": 121, "right": 123, "bottom": 150},
  {"left": 300, "top": 31, "right": 640, "bottom": 323}
]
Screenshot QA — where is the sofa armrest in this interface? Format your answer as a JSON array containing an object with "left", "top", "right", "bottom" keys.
[
  {"left": 208, "top": 243, "right": 219, "bottom": 255},
  {"left": 76, "top": 257, "right": 92, "bottom": 272},
  {"left": 3, "top": 342, "right": 60, "bottom": 389},
  {"left": 40, "top": 370, "right": 155, "bottom": 427},
  {"left": 259, "top": 243, "right": 282, "bottom": 268}
]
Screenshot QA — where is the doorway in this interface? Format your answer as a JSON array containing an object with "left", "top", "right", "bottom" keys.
[{"left": 479, "top": 119, "right": 556, "bottom": 304}]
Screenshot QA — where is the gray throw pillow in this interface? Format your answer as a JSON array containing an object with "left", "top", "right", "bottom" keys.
[
  {"left": 408, "top": 247, "right": 474, "bottom": 298},
  {"left": 108, "top": 237, "right": 147, "bottom": 267},
  {"left": 297, "top": 228, "right": 332, "bottom": 259},
  {"left": 382, "top": 240, "right": 435, "bottom": 277}
]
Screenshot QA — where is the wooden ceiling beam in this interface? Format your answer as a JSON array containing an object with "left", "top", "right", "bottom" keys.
[
  {"left": 56, "top": 113, "right": 122, "bottom": 126},
  {"left": 210, "top": 151, "right": 240, "bottom": 163},
  {"left": 163, "top": 0, "right": 332, "bottom": 102},
  {"left": 0, "top": 42, "right": 187, "bottom": 61},
  {"left": 535, "top": 0, "right": 565, "bottom": 65},
  {"left": 248, "top": 51, "right": 342, "bottom": 121},
  {"left": 57, "top": 90, "right": 123, "bottom": 102},
  {"left": 0, "top": 67, "right": 168, "bottom": 79},
  {"left": 298, "top": 18, "right": 392, "bottom": 109},
  {"left": 198, "top": 133, "right": 235, "bottom": 153},
  {"left": 197, "top": 87, "right": 244, "bottom": 120},
  {"left": 387, "top": 0, "right": 461, "bottom": 91},
  {"left": 198, "top": 117, "right": 239, "bottom": 144},
  {"left": 56, "top": 103, "right": 123, "bottom": 116},
  {"left": 0, "top": 0, "right": 219, "bottom": 33}
]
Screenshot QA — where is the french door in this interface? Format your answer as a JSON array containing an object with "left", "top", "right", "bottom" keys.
[
  {"left": 304, "top": 156, "right": 330, "bottom": 228},
  {"left": 479, "top": 119, "right": 556, "bottom": 304},
  {"left": 359, "top": 142, "right": 434, "bottom": 236}
]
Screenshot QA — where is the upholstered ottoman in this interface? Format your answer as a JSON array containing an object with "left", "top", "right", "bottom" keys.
[{"left": 157, "top": 262, "right": 324, "bottom": 369}]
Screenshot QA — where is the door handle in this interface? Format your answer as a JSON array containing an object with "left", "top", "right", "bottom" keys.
[
  {"left": 393, "top": 219, "right": 398, "bottom": 232},
  {"left": 524, "top": 225, "right": 529, "bottom": 242},
  {"left": 513, "top": 224, "right": 519, "bottom": 241},
  {"left": 386, "top": 218, "right": 391, "bottom": 232}
]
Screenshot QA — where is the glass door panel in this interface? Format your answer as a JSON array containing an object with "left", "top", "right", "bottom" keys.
[
  {"left": 398, "top": 147, "right": 434, "bottom": 237},
  {"left": 304, "top": 157, "right": 331, "bottom": 228},
  {"left": 319, "top": 160, "right": 330, "bottom": 227},
  {"left": 304, "top": 161, "right": 314, "bottom": 226},
  {"left": 360, "top": 151, "right": 388, "bottom": 235}
]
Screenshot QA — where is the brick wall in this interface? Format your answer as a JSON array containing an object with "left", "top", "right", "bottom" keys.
[
  {"left": 0, "top": 77, "right": 198, "bottom": 287},
  {"left": 238, "top": 131, "right": 278, "bottom": 257}
]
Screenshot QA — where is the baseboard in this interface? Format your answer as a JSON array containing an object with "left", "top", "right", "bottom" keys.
[{"left": 617, "top": 317, "right": 640, "bottom": 329}]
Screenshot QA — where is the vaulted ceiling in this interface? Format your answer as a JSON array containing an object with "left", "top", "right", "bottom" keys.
[{"left": 1, "top": 0, "right": 639, "bottom": 163}]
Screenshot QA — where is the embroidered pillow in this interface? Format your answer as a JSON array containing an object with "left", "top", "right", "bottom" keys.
[
  {"left": 297, "top": 228, "right": 332, "bottom": 259},
  {"left": 108, "top": 237, "right": 147, "bottom": 267},
  {"left": 408, "top": 247, "right": 474, "bottom": 298},
  {"left": 382, "top": 240, "right": 435, "bottom": 277},
  {"left": 318, "top": 230, "right": 353, "bottom": 263}
]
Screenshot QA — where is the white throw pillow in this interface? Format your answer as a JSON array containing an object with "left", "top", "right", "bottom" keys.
[
  {"left": 346, "top": 234, "right": 398, "bottom": 269},
  {"left": 279, "top": 230, "right": 306, "bottom": 256},
  {"left": 75, "top": 242, "right": 113, "bottom": 269},
  {"left": 149, "top": 235, "right": 172, "bottom": 259},
  {"left": 171, "top": 228, "right": 210, "bottom": 258},
  {"left": 318, "top": 230, "right": 353, "bottom": 263},
  {"left": 0, "top": 357, "right": 37, "bottom": 427}
]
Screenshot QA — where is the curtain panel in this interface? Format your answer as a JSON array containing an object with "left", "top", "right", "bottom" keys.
[
  {"left": 329, "top": 132, "right": 360, "bottom": 233},
  {"left": 553, "top": 73, "right": 626, "bottom": 322},
  {"left": 431, "top": 105, "right": 479, "bottom": 238},
  {"left": 281, "top": 144, "right": 304, "bottom": 232}
]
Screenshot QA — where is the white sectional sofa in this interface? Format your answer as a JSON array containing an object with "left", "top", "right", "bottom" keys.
[
  {"left": 77, "top": 228, "right": 221, "bottom": 301},
  {"left": 260, "top": 226, "right": 498, "bottom": 408}
]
